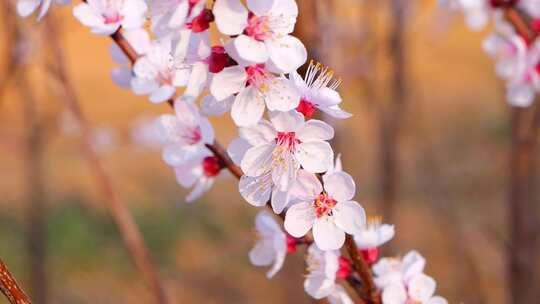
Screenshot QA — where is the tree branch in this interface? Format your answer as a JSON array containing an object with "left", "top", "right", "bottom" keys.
[{"left": 0, "top": 259, "right": 31, "bottom": 304}]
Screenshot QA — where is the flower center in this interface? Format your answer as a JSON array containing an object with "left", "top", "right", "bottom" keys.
[
  {"left": 156, "top": 71, "right": 173, "bottom": 86},
  {"left": 202, "top": 156, "right": 222, "bottom": 177},
  {"left": 296, "top": 98, "right": 317, "bottom": 119},
  {"left": 246, "top": 64, "right": 270, "bottom": 91},
  {"left": 276, "top": 132, "right": 299, "bottom": 151},
  {"left": 245, "top": 13, "right": 272, "bottom": 41},
  {"left": 336, "top": 256, "right": 352, "bottom": 279},
  {"left": 182, "top": 127, "right": 202, "bottom": 145},
  {"left": 313, "top": 193, "right": 337, "bottom": 218},
  {"left": 103, "top": 9, "right": 122, "bottom": 25}
]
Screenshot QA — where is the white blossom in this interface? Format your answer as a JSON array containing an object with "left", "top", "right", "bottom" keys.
[
  {"left": 209, "top": 64, "right": 301, "bottom": 126},
  {"left": 284, "top": 169, "right": 365, "bottom": 250},
  {"left": 228, "top": 111, "right": 334, "bottom": 213},
  {"left": 131, "top": 39, "right": 190, "bottom": 103},
  {"left": 290, "top": 61, "right": 351, "bottom": 119},
  {"left": 483, "top": 24, "right": 540, "bottom": 107},
  {"left": 304, "top": 244, "right": 353, "bottom": 302},
  {"left": 17, "top": 0, "right": 70, "bottom": 20},
  {"left": 249, "top": 211, "right": 287, "bottom": 279},
  {"left": 174, "top": 149, "right": 220, "bottom": 203},
  {"left": 148, "top": 0, "right": 206, "bottom": 38},
  {"left": 374, "top": 251, "right": 447, "bottom": 304},
  {"left": 73, "top": 0, "right": 147, "bottom": 35},
  {"left": 155, "top": 98, "right": 214, "bottom": 166},
  {"left": 110, "top": 29, "right": 151, "bottom": 88},
  {"left": 213, "top": 0, "right": 307, "bottom": 73}
]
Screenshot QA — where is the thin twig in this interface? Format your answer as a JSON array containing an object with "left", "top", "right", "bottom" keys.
[
  {"left": 0, "top": 259, "right": 31, "bottom": 304},
  {"left": 43, "top": 18, "right": 169, "bottom": 304},
  {"left": 345, "top": 236, "right": 379, "bottom": 304}
]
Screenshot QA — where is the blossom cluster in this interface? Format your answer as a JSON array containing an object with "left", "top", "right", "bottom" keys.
[
  {"left": 19, "top": 0, "right": 447, "bottom": 303},
  {"left": 441, "top": 0, "right": 540, "bottom": 107}
]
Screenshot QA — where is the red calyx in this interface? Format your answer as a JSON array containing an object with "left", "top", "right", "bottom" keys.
[
  {"left": 489, "top": 0, "right": 518, "bottom": 8},
  {"left": 286, "top": 234, "right": 298, "bottom": 253},
  {"left": 532, "top": 19, "right": 540, "bottom": 33},
  {"left": 336, "top": 256, "right": 353, "bottom": 279},
  {"left": 207, "top": 46, "right": 233, "bottom": 73},
  {"left": 202, "top": 156, "right": 223, "bottom": 177},
  {"left": 296, "top": 99, "right": 317, "bottom": 119},
  {"left": 360, "top": 247, "right": 380, "bottom": 265},
  {"left": 188, "top": 9, "right": 214, "bottom": 33}
]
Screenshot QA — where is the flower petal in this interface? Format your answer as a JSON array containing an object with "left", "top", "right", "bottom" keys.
[
  {"left": 231, "top": 86, "right": 266, "bottom": 127},
  {"left": 271, "top": 187, "right": 291, "bottom": 214},
  {"left": 227, "top": 137, "right": 251, "bottom": 165},
  {"left": 264, "top": 78, "right": 301, "bottom": 111},
  {"left": 213, "top": 0, "right": 248, "bottom": 35},
  {"left": 247, "top": 0, "right": 274, "bottom": 15},
  {"left": 332, "top": 201, "right": 366, "bottom": 235},
  {"left": 239, "top": 174, "right": 272, "bottom": 207},
  {"left": 201, "top": 95, "right": 234, "bottom": 116},
  {"left": 408, "top": 273, "right": 436, "bottom": 302},
  {"left": 284, "top": 202, "right": 315, "bottom": 238},
  {"left": 312, "top": 217, "right": 345, "bottom": 250},
  {"left": 241, "top": 143, "right": 275, "bottom": 177},
  {"left": 239, "top": 120, "right": 277, "bottom": 146},
  {"left": 296, "top": 141, "right": 334, "bottom": 173},
  {"left": 210, "top": 65, "right": 247, "bottom": 101},
  {"left": 233, "top": 35, "right": 269, "bottom": 64},
  {"left": 269, "top": 110, "right": 304, "bottom": 132},
  {"left": 296, "top": 120, "right": 334, "bottom": 142},
  {"left": 266, "top": 35, "right": 307, "bottom": 74},
  {"left": 323, "top": 171, "right": 356, "bottom": 202}
]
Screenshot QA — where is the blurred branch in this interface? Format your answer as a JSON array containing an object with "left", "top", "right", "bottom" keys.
[
  {"left": 43, "top": 18, "right": 170, "bottom": 304},
  {"left": 0, "top": 259, "right": 31, "bottom": 304},
  {"left": 1, "top": 2, "right": 48, "bottom": 302},
  {"left": 379, "top": 0, "right": 408, "bottom": 241},
  {"left": 497, "top": 5, "right": 540, "bottom": 304}
]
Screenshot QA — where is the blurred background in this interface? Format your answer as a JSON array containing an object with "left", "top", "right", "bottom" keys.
[{"left": 0, "top": 0, "right": 536, "bottom": 303}]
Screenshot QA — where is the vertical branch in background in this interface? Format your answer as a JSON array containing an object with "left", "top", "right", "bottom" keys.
[
  {"left": 507, "top": 104, "right": 539, "bottom": 304},
  {"left": 1, "top": 2, "right": 48, "bottom": 303},
  {"left": 43, "top": 17, "right": 169, "bottom": 304},
  {"left": 379, "top": 0, "right": 407, "bottom": 232},
  {"left": 18, "top": 58, "right": 48, "bottom": 304}
]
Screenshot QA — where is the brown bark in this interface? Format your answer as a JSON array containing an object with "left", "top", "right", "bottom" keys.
[{"left": 507, "top": 105, "right": 539, "bottom": 304}]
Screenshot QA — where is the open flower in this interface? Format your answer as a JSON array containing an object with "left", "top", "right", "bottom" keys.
[
  {"left": 380, "top": 273, "right": 448, "bottom": 304},
  {"left": 174, "top": 149, "right": 221, "bottom": 203},
  {"left": 131, "top": 39, "right": 190, "bottom": 103},
  {"left": 110, "top": 28, "right": 151, "bottom": 89},
  {"left": 373, "top": 250, "right": 426, "bottom": 289},
  {"left": 228, "top": 111, "right": 334, "bottom": 213},
  {"left": 483, "top": 23, "right": 540, "bottom": 107},
  {"left": 249, "top": 211, "right": 287, "bottom": 279},
  {"left": 354, "top": 217, "right": 395, "bottom": 264},
  {"left": 284, "top": 169, "right": 366, "bottom": 250},
  {"left": 290, "top": 61, "right": 351, "bottom": 119},
  {"left": 213, "top": 0, "right": 306, "bottom": 73},
  {"left": 304, "top": 244, "right": 353, "bottom": 301},
  {"left": 155, "top": 98, "right": 214, "bottom": 166},
  {"left": 17, "top": 0, "right": 70, "bottom": 20},
  {"left": 149, "top": 0, "right": 206, "bottom": 38},
  {"left": 210, "top": 64, "right": 301, "bottom": 126},
  {"left": 73, "top": 0, "right": 147, "bottom": 35}
]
